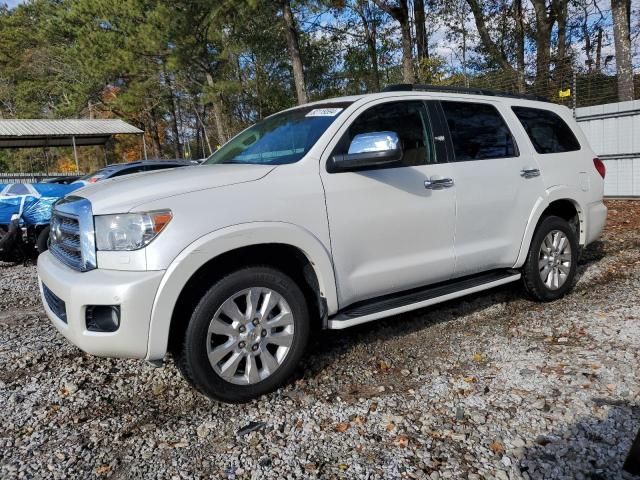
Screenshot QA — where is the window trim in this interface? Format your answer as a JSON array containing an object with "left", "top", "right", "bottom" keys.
[
  {"left": 439, "top": 100, "right": 520, "bottom": 162},
  {"left": 511, "top": 105, "right": 582, "bottom": 155},
  {"left": 326, "top": 99, "right": 442, "bottom": 173}
]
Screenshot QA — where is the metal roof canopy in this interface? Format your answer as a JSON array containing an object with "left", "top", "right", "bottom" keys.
[
  {"left": 0, "top": 119, "right": 143, "bottom": 148},
  {"left": 0, "top": 119, "right": 146, "bottom": 173}
]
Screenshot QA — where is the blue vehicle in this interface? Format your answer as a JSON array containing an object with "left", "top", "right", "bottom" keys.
[{"left": 0, "top": 182, "right": 81, "bottom": 259}]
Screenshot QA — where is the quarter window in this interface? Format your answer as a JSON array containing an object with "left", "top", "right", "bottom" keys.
[
  {"left": 331, "top": 101, "right": 436, "bottom": 169},
  {"left": 441, "top": 101, "right": 517, "bottom": 161},
  {"left": 512, "top": 106, "right": 581, "bottom": 154}
]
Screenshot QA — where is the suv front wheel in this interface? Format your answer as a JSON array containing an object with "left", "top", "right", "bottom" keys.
[
  {"left": 178, "top": 266, "right": 310, "bottom": 403},
  {"left": 523, "top": 215, "right": 579, "bottom": 302}
]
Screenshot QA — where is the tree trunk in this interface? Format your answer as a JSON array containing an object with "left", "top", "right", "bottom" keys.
[
  {"left": 356, "top": 1, "right": 381, "bottom": 91},
  {"left": 205, "top": 72, "right": 229, "bottom": 146},
  {"left": 595, "top": 27, "right": 603, "bottom": 73},
  {"left": 148, "top": 108, "right": 162, "bottom": 159},
  {"left": 513, "top": 0, "right": 525, "bottom": 92},
  {"left": 163, "top": 65, "right": 183, "bottom": 159},
  {"left": 467, "top": 0, "right": 518, "bottom": 82},
  {"left": 611, "top": 0, "right": 634, "bottom": 101},
  {"left": 372, "top": 0, "right": 414, "bottom": 83},
  {"left": 531, "top": 0, "right": 554, "bottom": 96},
  {"left": 282, "top": 0, "right": 308, "bottom": 104},
  {"left": 414, "top": 0, "right": 428, "bottom": 69}
]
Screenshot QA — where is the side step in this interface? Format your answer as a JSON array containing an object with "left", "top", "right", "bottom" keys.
[{"left": 327, "top": 269, "right": 521, "bottom": 329}]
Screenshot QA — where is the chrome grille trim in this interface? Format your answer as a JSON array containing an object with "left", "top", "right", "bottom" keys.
[{"left": 50, "top": 197, "right": 96, "bottom": 272}]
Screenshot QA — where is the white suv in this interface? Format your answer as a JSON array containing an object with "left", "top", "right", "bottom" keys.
[{"left": 37, "top": 86, "right": 607, "bottom": 402}]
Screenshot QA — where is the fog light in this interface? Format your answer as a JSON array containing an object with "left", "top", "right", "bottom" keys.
[{"left": 86, "top": 305, "right": 121, "bottom": 332}]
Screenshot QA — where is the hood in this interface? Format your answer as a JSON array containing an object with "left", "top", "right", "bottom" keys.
[{"left": 73, "top": 164, "right": 275, "bottom": 214}]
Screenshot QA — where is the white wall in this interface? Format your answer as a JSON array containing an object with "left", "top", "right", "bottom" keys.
[{"left": 576, "top": 100, "right": 640, "bottom": 197}]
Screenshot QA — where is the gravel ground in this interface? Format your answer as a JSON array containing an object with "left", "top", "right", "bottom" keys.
[{"left": 1, "top": 200, "right": 639, "bottom": 480}]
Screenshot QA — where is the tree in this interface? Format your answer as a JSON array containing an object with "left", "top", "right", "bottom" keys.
[
  {"left": 372, "top": 0, "right": 414, "bottom": 83},
  {"left": 282, "top": 0, "right": 308, "bottom": 104},
  {"left": 611, "top": 0, "right": 634, "bottom": 101}
]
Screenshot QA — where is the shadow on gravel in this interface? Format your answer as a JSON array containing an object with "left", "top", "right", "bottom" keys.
[
  {"left": 302, "top": 239, "right": 613, "bottom": 383},
  {"left": 304, "top": 281, "right": 525, "bottom": 376},
  {"left": 519, "top": 401, "right": 640, "bottom": 479}
]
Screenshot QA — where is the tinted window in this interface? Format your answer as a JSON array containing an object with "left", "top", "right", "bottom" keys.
[
  {"left": 442, "top": 101, "right": 517, "bottom": 161},
  {"left": 512, "top": 106, "right": 581, "bottom": 154},
  {"left": 332, "top": 101, "right": 435, "bottom": 168}
]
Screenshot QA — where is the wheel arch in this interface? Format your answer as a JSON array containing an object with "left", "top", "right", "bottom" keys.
[
  {"left": 514, "top": 189, "right": 585, "bottom": 268},
  {"left": 146, "top": 222, "right": 336, "bottom": 361}
]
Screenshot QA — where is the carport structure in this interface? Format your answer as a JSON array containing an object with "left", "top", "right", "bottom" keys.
[{"left": 0, "top": 119, "right": 145, "bottom": 174}]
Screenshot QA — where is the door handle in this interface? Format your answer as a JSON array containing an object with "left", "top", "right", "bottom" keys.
[
  {"left": 424, "top": 177, "right": 454, "bottom": 189},
  {"left": 520, "top": 168, "right": 540, "bottom": 178}
]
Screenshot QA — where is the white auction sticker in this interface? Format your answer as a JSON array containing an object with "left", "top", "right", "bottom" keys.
[{"left": 305, "top": 108, "right": 343, "bottom": 117}]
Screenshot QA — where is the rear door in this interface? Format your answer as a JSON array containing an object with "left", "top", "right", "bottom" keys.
[
  {"left": 440, "top": 100, "right": 544, "bottom": 276},
  {"left": 320, "top": 99, "right": 457, "bottom": 307}
]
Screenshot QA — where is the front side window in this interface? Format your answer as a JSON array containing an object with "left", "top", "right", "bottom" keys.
[
  {"left": 331, "top": 101, "right": 436, "bottom": 168},
  {"left": 512, "top": 106, "right": 581, "bottom": 154},
  {"left": 204, "top": 103, "right": 351, "bottom": 166},
  {"left": 441, "top": 101, "right": 517, "bottom": 161}
]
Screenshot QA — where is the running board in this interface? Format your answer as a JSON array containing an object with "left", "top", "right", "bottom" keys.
[{"left": 327, "top": 270, "right": 521, "bottom": 330}]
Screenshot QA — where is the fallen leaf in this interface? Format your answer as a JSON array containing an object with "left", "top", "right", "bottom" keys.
[
  {"left": 353, "top": 416, "right": 366, "bottom": 425},
  {"left": 472, "top": 352, "right": 485, "bottom": 362},
  {"left": 376, "top": 360, "right": 390, "bottom": 373},
  {"left": 394, "top": 435, "right": 409, "bottom": 448},
  {"left": 490, "top": 440, "right": 505, "bottom": 455},
  {"left": 335, "top": 422, "right": 350, "bottom": 433},
  {"left": 338, "top": 463, "right": 349, "bottom": 470},
  {"left": 96, "top": 465, "right": 112, "bottom": 475},
  {"left": 385, "top": 422, "right": 396, "bottom": 432}
]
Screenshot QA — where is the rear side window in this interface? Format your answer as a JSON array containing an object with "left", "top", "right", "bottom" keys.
[
  {"left": 512, "top": 106, "right": 581, "bottom": 154},
  {"left": 441, "top": 101, "right": 517, "bottom": 161}
]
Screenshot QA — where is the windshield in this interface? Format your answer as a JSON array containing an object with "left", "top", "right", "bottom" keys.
[{"left": 203, "top": 103, "right": 351, "bottom": 166}]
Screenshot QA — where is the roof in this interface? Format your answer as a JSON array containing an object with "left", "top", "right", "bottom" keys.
[{"left": 0, "top": 119, "right": 143, "bottom": 148}]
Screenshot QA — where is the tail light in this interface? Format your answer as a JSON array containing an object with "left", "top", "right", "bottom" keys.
[
  {"left": 593, "top": 157, "right": 606, "bottom": 179},
  {"left": 88, "top": 177, "right": 99, "bottom": 183}
]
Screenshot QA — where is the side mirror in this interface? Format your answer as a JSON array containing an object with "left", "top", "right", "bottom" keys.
[{"left": 331, "top": 131, "right": 402, "bottom": 172}]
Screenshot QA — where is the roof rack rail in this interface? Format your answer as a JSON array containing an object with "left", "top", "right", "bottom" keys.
[{"left": 382, "top": 84, "right": 549, "bottom": 102}]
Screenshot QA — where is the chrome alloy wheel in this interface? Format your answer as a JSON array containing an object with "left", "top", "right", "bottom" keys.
[
  {"left": 538, "top": 230, "right": 572, "bottom": 290},
  {"left": 206, "top": 288, "right": 295, "bottom": 385}
]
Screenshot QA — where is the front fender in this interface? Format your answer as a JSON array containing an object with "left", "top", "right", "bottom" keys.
[
  {"left": 513, "top": 186, "right": 586, "bottom": 268},
  {"left": 145, "top": 222, "right": 336, "bottom": 360}
]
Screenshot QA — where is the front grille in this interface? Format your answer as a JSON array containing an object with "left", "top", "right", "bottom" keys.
[
  {"left": 49, "top": 212, "right": 84, "bottom": 271},
  {"left": 42, "top": 283, "right": 67, "bottom": 323}
]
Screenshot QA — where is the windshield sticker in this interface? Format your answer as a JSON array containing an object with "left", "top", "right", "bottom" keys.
[{"left": 305, "top": 108, "right": 343, "bottom": 117}]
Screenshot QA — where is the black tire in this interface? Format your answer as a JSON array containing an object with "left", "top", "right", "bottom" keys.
[
  {"left": 177, "top": 266, "right": 310, "bottom": 403},
  {"left": 36, "top": 226, "right": 50, "bottom": 254},
  {"left": 523, "top": 215, "right": 578, "bottom": 302}
]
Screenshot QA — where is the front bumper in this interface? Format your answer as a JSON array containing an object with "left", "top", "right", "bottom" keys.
[{"left": 37, "top": 251, "right": 165, "bottom": 358}]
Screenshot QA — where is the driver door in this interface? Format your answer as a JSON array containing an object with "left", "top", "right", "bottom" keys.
[{"left": 320, "top": 99, "right": 457, "bottom": 308}]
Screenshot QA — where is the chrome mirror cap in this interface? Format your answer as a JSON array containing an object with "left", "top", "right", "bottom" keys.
[{"left": 348, "top": 131, "right": 400, "bottom": 154}]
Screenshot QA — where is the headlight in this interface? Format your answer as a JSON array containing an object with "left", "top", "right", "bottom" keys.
[{"left": 94, "top": 210, "right": 172, "bottom": 251}]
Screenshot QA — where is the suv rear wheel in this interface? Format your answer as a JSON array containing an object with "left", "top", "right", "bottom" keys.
[
  {"left": 523, "top": 215, "right": 578, "bottom": 302},
  {"left": 178, "top": 266, "right": 310, "bottom": 403}
]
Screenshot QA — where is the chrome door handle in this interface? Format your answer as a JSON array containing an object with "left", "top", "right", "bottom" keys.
[
  {"left": 424, "top": 177, "right": 454, "bottom": 189},
  {"left": 520, "top": 168, "right": 540, "bottom": 178}
]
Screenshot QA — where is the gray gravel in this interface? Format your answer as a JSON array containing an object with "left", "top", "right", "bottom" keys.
[{"left": 1, "top": 203, "right": 639, "bottom": 479}]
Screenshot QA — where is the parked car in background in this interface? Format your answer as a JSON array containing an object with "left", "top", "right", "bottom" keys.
[
  {"left": 0, "top": 182, "right": 81, "bottom": 258},
  {"left": 42, "top": 175, "right": 81, "bottom": 185},
  {"left": 72, "top": 160, "right": 196, "bottom": 186},
  {"left": 38, "top": 86, "right": 607, "bottom": 403}
]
